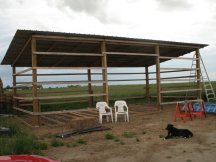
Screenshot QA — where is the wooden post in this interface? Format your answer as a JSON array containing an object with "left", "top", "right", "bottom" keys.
[
  {"left": 0, "top": 77, "right": 3, "bottom": 94},
  {"left": 87, "top": 69, "right": 93, "bottom": 107},
  {"left": 12, "top": 67, "right": 18, "bottom": 113},
  {"left": 12, "top": 67, "right": 16, "bottom": 96},
  {"left": 145, "top": 66, "right": 150, "bottom": 103},
  {"left": 155, "top": 45, "right": 162, "bottom": 110},
  {"left": 31, "top": 37, "right": 40, "bottom": 126},
  {"left": 101, "top": 41, "right": 109, "bottom": 103},
  {"left": 196, "top": 49, "right": 202, "bottom": 99}
]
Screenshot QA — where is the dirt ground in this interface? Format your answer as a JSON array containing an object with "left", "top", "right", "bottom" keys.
[{"left": 42, "top": 104, "right": 216, "bottom": 162}]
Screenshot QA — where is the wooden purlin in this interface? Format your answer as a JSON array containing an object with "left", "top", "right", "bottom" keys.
[
  {"left": 34, "top": 51, "right": 102, "bottom": 57},
  {"left": 106, "top": 52, "right": 157, "bottom": 57}
]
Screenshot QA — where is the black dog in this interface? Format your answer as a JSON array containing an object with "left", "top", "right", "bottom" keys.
[{"left": 165, "top": 124, "right": 193, "bottom": 139}]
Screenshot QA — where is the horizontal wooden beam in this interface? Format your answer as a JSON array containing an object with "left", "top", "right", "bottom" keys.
[
  {"left": 106, "top": 52, "right": 157, "bottom": 56},
  {"left": 160, "top": 68, "right": 198, "bottom": 71},
  {"left": 160, "top": 75, "right": 196, "bottom": 80},
  {"left": 34, "top": 51, "right": 102, "bottom": 57},
  {"left": 161, "top": 99, "right": 204, "bottom": 105},
  {"left": 32, "top": 34, "right": 102, "bottom": 43},
  {"left": 13, "top": 84, "right": 32, "bottom": 88},
  {"left": 33, "top": 67, "right": 106, "bottom": 70},
  {"left": 34, "top": 80, "right": 105, "bottom": 85},
  {"left": 108, "top": 79, "right": 145, "bottom": 82},
  {"left": 160, "top": 79, "right": 201, "bottom": 82},
  {"left": 160, "top": 88, "right": 202, "bottom": 94},
  {"left": 159, "top": 56, "right": 196, "bottom": 60},
  {"left": 14, "top": 93, "right": 106, "bottom": 100}
]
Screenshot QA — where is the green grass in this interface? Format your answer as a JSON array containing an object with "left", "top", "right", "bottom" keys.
[
  {"left": 66, "top": 138, "right": 87, "bottom": 148},
  {"left": 105, "top": 132, "right": 115, "bottom": 140},
  {"left": 122, "top": 131, "right": 136, "bottom": 138},
  {"left": 50, "top": 138, "right": 64, "bottom": 147},
  {"left": 0, "top": 117, "right": 48, "bottom": 155}
]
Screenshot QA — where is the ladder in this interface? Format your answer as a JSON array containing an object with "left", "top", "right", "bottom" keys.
[
  {"left": 188, "top": 54, "right": 216, "bottom": 102},
  {"left": 200, "top": 56, "right": 216, "bottom": 102}
]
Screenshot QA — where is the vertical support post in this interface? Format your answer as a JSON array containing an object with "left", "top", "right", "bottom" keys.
[
  {"left": 87, "top": 68, "right": 93, "bottom": 107},
  {"left": 32, "top": 37, "right": 40, "bottom": 126},
  {"left": 12, "top": 67, "right": 18, "bottom": 113},
  {"left": 155, "top": 45, "right": 162, "bottom": 110},
  {"left": 0, "top": 77, "right": 3, "bottom": 94},
  {"left": 101, "top": 41, "right": 109, "bottom": 103},
  {"left": 145, "top": 66, "right": 150, "bottom": 103},
  {"left": 196, "top": 49, "right": 202, "bottom": 99},
  {"left": 12, "top": 67, "right": 17, "bottom": 97}
]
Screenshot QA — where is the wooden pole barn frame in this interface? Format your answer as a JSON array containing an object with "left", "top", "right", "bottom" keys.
[{"left": 1, "top": 30, "right": 208, "bottom": 127}]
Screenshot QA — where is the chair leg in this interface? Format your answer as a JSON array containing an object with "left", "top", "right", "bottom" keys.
[
  {"left": 127, "top": 114, "right": 129, "bottom": 122},
  {"left": 106, "top": 116, "right": 109, "bottom": 122},
  {"left": 111, "top": 114, "right": 113, "bottom": 123},
  {"left": 115, "top": 114, "right": 117, "bottom": 123},
  {"left": 99, "top": 115, "right": 102, "bottom": 124},
  {"left": 124, "top": 115, "right": 126, "bottom": 122}
]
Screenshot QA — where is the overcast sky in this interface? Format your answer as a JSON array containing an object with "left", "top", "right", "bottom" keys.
[{"left": 0, "top": 0, "right": 216, "bottom": 86}]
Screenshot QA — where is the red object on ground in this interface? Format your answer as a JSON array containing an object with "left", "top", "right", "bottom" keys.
[
  {"left": 173, "top": 102, "right": 192, "bottom": 123},
  {"left": 189, "top": 101, "right": 206, "bottom": 119},
  {"left": 0, "top": 155, "right": 58, "bottom": 162}
]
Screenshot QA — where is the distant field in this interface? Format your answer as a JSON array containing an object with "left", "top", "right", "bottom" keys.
[{"left": 15, "top": 81, "right": 216, "bottom": 111}]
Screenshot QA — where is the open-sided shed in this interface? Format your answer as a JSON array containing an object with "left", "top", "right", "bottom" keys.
[{"left": 1, "top": 29, "right": 208, "bottom": 126}]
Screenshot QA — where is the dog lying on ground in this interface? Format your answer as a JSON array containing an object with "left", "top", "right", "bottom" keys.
[{"left": 165, "top": 124, "right": 193, "bottom": 139}]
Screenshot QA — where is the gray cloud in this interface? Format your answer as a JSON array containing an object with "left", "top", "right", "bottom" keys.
[
  {"left": 156, "top": 0, "right": 192, "bottom": 11},
  {"left": 56, "top": 0, "right": 120, "bottom": 24}
]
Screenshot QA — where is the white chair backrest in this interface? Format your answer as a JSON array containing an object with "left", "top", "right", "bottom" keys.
[
  {"left": 96, "top": 102, "right": 108, "bottom": 114},
  {"left": 114, "top": 100, "right": 128, "bottom": 113}
]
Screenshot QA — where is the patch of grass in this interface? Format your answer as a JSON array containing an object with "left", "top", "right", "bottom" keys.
[
  {"left": 122, "top": 131, "right": 136, "bottom": 138},
  {"left": 142, "top": 131, "right": 146, "bottom": 135},
  {"left": 76, "top": 139, "right": 87, "bottom": 145},
  {"left": 105, "top": 132, "right": 115, "bottom": 140},
  {"left": 120, "top": 141, "right": 125, "bottom": 145},
  {"left": 0, "top": 117, "right": 46, "bottom": 155},
  {"left": 51, "top": 138, "right": 64, "bottom": 147},
  {"left": 159, "top": 134, "right": 164, "bottom": 138},
  {"left": 114, "top": 137, "right": 120, "bottom": 142},
  {"left": 186, "top": 159, "right": 192, "bottom": 162},
  {"left": 45, "top": 132, "right": 55, "bottom": 139},
  {"left": 66, "top": 139, "right": 87, "bottom": 148},
  {"left": 34, "top": 142, "right": 48, "bottom": 150}
]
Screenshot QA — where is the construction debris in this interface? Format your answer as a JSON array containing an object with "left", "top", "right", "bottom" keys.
[{"left": 56, "top": 126, "right": 111, "bottom": 138}]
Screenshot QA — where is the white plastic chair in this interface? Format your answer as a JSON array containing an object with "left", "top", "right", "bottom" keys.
[
  {"left": 114, "top": 100, "right": 129, "bottom": 122},
  {"left": 96, "top": 102, "right": 113, "bottom": 124}
]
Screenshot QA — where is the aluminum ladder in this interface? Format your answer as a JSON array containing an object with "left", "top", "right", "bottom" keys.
[
  {"left": 200, "top": 56, "right": 216, "bottom": 102},
  {"left": 188, "top": 54, "right": 216, "bottom": 102}
]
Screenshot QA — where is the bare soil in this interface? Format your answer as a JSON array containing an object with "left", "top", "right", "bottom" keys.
[{"left": 42, "top": 104, "right": 216, "bottom": 162}]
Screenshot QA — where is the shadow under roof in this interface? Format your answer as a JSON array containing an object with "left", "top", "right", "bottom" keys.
[{"left": 1, "top": 29, "right": 208, "bottom": 67}]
